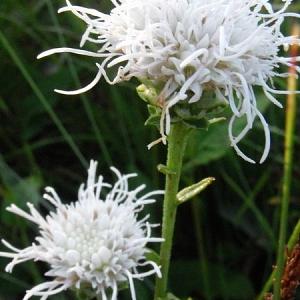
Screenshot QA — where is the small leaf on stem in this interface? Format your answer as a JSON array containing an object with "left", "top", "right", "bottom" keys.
[
  {"left": 176, "top": 177, "right": 215, "bottom": 204},
  {"left": 157, "top": 164, "right": 177, "bottom": 175}
]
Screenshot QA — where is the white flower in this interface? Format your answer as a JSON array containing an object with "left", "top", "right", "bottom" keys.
[
  {"left": 0, "top": 161, "right": 163, "bottom": 300},
  {"left": 37, "top": 0, "right": 300, "bottom": 163}
]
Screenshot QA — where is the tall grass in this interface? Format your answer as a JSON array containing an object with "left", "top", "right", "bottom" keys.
[{"left": 0, "top": 1, "right": 299, "bottom": 299}]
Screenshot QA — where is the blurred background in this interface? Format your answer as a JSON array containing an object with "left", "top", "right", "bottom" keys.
[{"left": 0, "top": 0, "right": 299, "bottom": 299}]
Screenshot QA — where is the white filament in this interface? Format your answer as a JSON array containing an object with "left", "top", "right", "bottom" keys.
[
  {"left": 0, "top": 160, "right": 163, "bottom": 300},
  {"left": 37, "top": 0, "right": 300, "bottom": 163}
]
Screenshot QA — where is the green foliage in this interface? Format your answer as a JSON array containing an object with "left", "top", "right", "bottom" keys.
[
  {"left": 145, "top": 105, "right": 162, "bottom": 129},
  {"left": 185, "top": 121, "right": 231, "bottom": 168},
  {"left": 170, "top": 260, "right": 254, "bottom": 300},
  {"left": 143, "top": 90, "right": 227, "bottom": 131},
  {"left": 145, "top": 249, "right": 161, "bottom": 265},
  {"left": 176, "top": 177, "right": 215, "bottom": 204},
  {"left": 0, "top": 0, "right": 299, "bottom": 299}
]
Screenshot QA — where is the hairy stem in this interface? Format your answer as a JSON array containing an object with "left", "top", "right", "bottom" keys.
[{"left": 154, "top": 122, "right": 191, "bottom": 299}]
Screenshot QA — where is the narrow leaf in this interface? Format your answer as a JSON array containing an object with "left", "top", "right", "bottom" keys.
[{"left": 177, "top": 177, "right": 215, "bottom": 204}]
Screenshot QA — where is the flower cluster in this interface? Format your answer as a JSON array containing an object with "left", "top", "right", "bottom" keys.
[
  {"left": 0, "top": 161, "right": 163, "bottom": 300},
  {"left": 38, "top": 0, "right": 300, "bottom": 163}
]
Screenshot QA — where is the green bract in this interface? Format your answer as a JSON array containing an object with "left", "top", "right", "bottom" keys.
[{"left": 137, "top": 84, "right": 228, "bottom": 131}]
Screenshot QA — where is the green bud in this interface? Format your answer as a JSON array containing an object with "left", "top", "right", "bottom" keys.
[{"left": 136, "top": 84, "right": 159, "bottom": 106}]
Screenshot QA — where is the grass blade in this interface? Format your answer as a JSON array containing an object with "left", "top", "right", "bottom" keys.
[{"left": 0, "top": 29, "right": 87, "bottom": 167}]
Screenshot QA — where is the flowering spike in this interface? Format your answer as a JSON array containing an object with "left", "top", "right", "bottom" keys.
[
  {"left": 0, "top": 160, "right": 163, "bottom": 300},
  {"left": 38, "top": 0, "right": 300, "bottom": 163}
]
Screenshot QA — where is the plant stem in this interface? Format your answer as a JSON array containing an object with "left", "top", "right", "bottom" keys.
[
  {"left": 256, "top": 219, "right": 300, "bottom": 300},
  {"left": 273, "top": 24, "right": 299, "bottom": 300},
  {"left": 154, "top": 122, "right": 191, "bottom": 300}
]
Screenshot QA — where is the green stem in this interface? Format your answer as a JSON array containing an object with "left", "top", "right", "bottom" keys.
[
  {"left": 256, "top": 219, "right": 300, "bottom": 300},
  {"left": 154, "top": 122, "right": 191, "bottom": 300},
  {"left": 273, "top": 33, "right": 298, "bottom": 300}
]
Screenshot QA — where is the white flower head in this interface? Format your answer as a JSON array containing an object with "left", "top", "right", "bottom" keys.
[
  {"left": 38, "top": 0, "right": 300, "bottom": 163},
  {"left": 0, "top": 161, "right": 163, "bottom": 300}
]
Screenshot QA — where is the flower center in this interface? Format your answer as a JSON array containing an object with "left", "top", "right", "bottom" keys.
[
  {"left": 67, "top": 224, "right": 105, "bottom": 263},
  {"left": 51, "top": 202, "right": 143, "bottom": 273},
  {"left": 56, "top": 211, "right": 117, "bottom": 269}
]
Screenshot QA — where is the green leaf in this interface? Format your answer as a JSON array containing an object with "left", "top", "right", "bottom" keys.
[
  {"left": 145, "top": 248, "right": 161, "bottom": 265},
  {"left": 173, "top": 91, "right": 228, "bottom": 120},
  {"left": 182, "top": 118, "right": 209, "bottom": 130},
  {"left": 145, "top": 105, "right": 162, "bottom": 129},
  {"left": 0, "top": 156, "right": 42, "bottom": 225},
  {"left": 170, "top": 260, "right": 254, "bottom": 300},
  {"left": 148, "top": 104, "right": 158, "bottom": 115},
  {"left": 184, "top": 122, "right": 231, "bottom": 168},
  {"left": 176, "top": 177, "right": 215, "bottom": 204},
  {"left": 193, "top": 91, "right": 228, "bottom": 115},
  {"left": 145, "top": 114, "right": 161, "bottom": 129}
]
